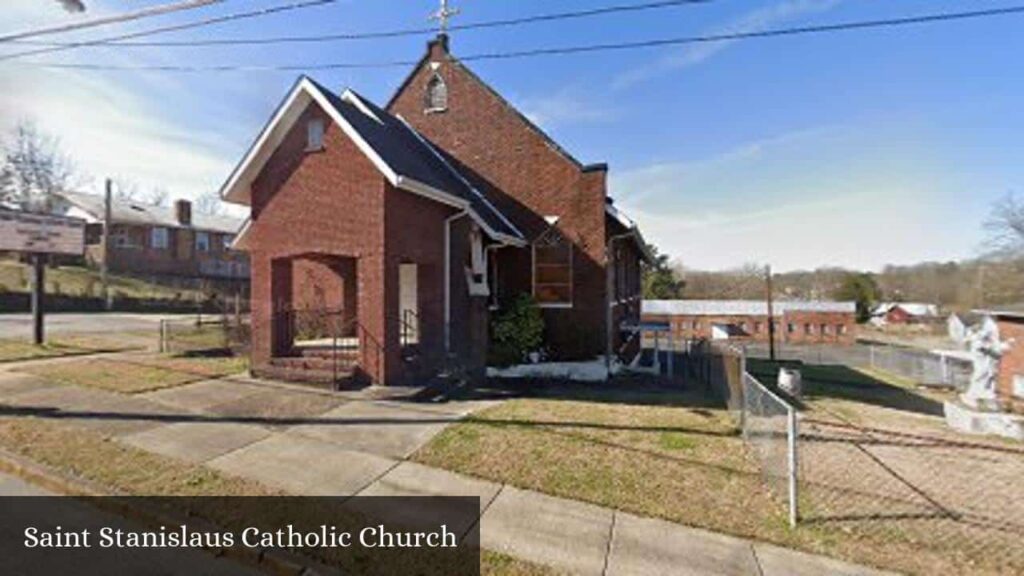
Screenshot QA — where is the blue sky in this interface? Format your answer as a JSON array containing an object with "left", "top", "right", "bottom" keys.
[{"left": 1, "top": 0, "right": 1020, "bottom": 271}]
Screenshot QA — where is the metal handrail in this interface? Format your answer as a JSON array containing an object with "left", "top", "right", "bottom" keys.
[{"left": 400, "top": 308, "right": 419, "bottom": 348}]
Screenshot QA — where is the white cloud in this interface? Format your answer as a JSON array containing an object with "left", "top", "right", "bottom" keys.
[
  {"left": 0, "top": 65, "right": 238, "bottom": 203},
  {"left": 614, "top": 0, "right": 842, "bottom": 89},
  {"left": 610, "top": 122, "right": 980, "bottom": 272},
  {"left": 516, "top": 88, "right": 616, "bottom": 129}
]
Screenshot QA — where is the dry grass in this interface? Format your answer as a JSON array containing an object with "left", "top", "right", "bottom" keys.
[
  {"left": 413, "top": 383, "right": 792, "bottom": 541},
  {"left": 0, "top": 417, "right": 273, "bottom": 496},
  {"left": 20, "top": 353, "right": 248, "bottom": 394},
  {"left": 0, "top": 417, "right": 555, "bottom": 575},
  {"left": 412, "top": 378, "right": 1024, "bottom": 575},
  {"left": 0, "top": 335, "right": 141, "bottom": 363}
]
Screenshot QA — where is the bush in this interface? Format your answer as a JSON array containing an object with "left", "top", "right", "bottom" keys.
[{"left": 489, "top": 293, "right": 545, "bottom": 366}]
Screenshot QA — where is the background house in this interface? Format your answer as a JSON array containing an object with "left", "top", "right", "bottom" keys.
[
  {"left": 642, "top": 300, "right": 857, "bottom": 344},
  {"left": 871, "top": 302, "right": 941, "bottom": 325},
  {"left": 53, "top": 192, "right": 249, "bottom": 286}
]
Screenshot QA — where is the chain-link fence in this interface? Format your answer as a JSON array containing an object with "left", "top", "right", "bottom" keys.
[
  {"left": 693, "top": 342, "right": 799, "bottom": 526},
  {"left": 689, "top": 339, "right": 1024, "bottom": 571},
  {"left": 742, "top": 341, "right": 971, "bottom": 389},
  {"left": 800, "top": 415, "right": 1024, "bottom": 573},
  {"left": 159, "top": 312, "right": 249, "bottom": 356}
]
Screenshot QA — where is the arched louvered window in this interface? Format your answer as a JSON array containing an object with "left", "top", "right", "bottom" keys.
[
  {"left": 424, "top": 74, "right": 448, "bottom": 113},
  {"left": 533, "top": 226, "right": 572, "bottom": 307}
]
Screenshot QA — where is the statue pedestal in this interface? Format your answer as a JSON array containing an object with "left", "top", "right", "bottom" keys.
[{"left": 944, "top": 400, "right": 1024, "bottom": 441}]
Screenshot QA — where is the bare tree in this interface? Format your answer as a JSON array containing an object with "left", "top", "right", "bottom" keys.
[
  {"left": 985, "top": 192, "right": 1024, "bottom": 258},
  {"left": 112, "top": 177, "right": 140, "bottom": 202},
  {"left": 194, "top": 191, "right": 224, "bottom": 215},
  {"left": 144, "top": 186, "right": 170, "bottom": 207},
  {"left": 0, "top": 120, "right": 75, "bottom": 211}
]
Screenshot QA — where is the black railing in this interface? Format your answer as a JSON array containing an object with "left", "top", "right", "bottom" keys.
[{"left": 400, "top": 308, "right": 420, "bottom": 348}]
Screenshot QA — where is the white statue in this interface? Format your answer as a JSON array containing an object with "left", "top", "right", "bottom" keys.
[{"left": 960, "top": 316, "right": 1013, "bottom": 410}]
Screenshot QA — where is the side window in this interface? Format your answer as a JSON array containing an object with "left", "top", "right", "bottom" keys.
[
  {"left": 150, "top": 227, "right": 169, "bottom": 250},
  {"left": 195, "top": 231, "right": 210, "bottom": 252},
  {"left": 306, "top": 118, "right": 325, "bottom": 151},
  {"left": 533, "top": 226, "right": 572, "bottom": 307},
  {"left": 424, "top": 74, "right": 448, "bottom": 113}
]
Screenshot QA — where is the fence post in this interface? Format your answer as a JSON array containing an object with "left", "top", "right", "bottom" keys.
[
  {"left": 787, "top": 408, "right": 799, "bottom": 528},
  {"left": 159, "top": 319, "right": 167, "bottom": 354}
]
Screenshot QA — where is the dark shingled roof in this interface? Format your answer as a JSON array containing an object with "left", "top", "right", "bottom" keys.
[{"left": 307, "top": 78, "right": 523, "bottom": 242}]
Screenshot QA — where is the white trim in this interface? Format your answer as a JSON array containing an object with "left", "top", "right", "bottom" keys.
[
  {"left": 220, "top": 81, "right": 309, "bottom": 205},
  {"left": 395, "top": 176, "right": 468, "bottom": 210},
  {"left": 538, "top": 303, "right": 573, "bottom": 309},
  {"left": 230, "top": 218, "right": 251, "bottom": 251},
  {"left": 341, "top": 90, "right": 382, "bottom": 124}
]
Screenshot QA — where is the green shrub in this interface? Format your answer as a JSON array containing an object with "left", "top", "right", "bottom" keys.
[{"left": 489, "top": 293, "right": 545, "bottom": 366}]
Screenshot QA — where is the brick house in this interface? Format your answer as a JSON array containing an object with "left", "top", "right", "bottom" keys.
[
  {"left": 221, "top": 35, "right": 650, "bottom": 387},
  {"left": 642, "top": 300, "right": 857, "bottom": 345},
  {"left": 986, "top": 310, "right": 1024, "bottom": 414},
  {"left": 53, "top": 191, "right": 249, "bottom": 283},
  {"left": 871, "top": 302, "right": 941, "bottom": 325}
]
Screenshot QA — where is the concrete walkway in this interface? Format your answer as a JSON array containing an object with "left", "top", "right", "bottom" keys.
[{"left": 0, "top": 368, "right": 894, "bottom": 576}]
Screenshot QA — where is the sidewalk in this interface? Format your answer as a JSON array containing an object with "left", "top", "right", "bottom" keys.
[{"left": 0, "top": 366, "right": 894, "bottom": 576}]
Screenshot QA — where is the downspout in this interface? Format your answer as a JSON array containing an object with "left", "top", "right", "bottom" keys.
[
  {"left": 606, "top": 231, "right": 639, "bottom": 374},
  {"left": 444, "top": 210, "right": 468, "bottom": 354}
]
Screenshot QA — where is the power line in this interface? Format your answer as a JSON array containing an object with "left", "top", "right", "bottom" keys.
[
  {"left": 10, "top": 0, "right": 714, "bottom": 48},
  {"left": 0, "top": 0, "right": 225, "bottom": 43},
  {"left": 10, "top": 4, "right": 1024, "bottom": 73},
  {"left": 0, "top": 0, "right": 339, "bottom": 62}
]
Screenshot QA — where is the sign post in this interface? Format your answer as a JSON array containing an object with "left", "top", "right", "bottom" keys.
[{"left": 0, "top": 209, "right": 86, "bottom": 346}]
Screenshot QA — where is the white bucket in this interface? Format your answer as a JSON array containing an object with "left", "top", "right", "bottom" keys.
[{"left": 778, "top": 368, "right": 802, "bottom": 397}]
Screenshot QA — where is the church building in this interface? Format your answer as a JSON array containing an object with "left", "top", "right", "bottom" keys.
[{"left": 220, "top": 34, "right": 650, "bottom": 387}]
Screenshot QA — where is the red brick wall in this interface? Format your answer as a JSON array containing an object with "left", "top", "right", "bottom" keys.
[
  {"left": 997, "top": 318, "right": 1024, "bottom": 414},
  {"left": 383, "top": 181, "right": 458, "bottom": 382},
  {"left": 101, "top": 224, "right": 246, "bottom": 280},
  {"left": 248, "top": 101, "right": 389, "bottom": 383},
  {"left": 387, "top": 38, "right": 610, "bottom": 360}
]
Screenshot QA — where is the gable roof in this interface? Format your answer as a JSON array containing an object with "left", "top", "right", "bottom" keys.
[
  {"left": 219, "top": 75, "right": 525, "bottom": 246},
  {"left": 385, "top": 35, "right": 592, "bottom": 171},
  {"left": 873, "top": 302, "right": 940, "bottom": 317},
  {"left": 57, "top": 191, "right": 243, "bottom": 235}
]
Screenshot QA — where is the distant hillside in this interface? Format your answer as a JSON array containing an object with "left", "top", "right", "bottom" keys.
[{"left": 673, "top": 257, "right": 1024, "bottom": 310}]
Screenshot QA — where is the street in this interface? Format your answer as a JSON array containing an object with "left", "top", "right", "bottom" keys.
[{"left": 0, "top": 313, "right": 193, "bottom": 340}]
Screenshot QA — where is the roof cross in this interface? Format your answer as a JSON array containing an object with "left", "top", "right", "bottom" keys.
[{"left": 429, "top": 0, "right": 460, "bottom": 34}]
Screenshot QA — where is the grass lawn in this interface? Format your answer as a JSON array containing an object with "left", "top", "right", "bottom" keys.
[
  {"left": 413, "top": 381, "right": 791, "bottom": 541},
  {"left": 0, "top": 335, "right": 142, "bottom": 363},
  {"left": 20, "top": 353, "right": 248, "bottom": 394},
  {"left": 0, "top": 417, "right": 555, "bottom": 575},
  {"left": 412, "top": 378, "right": 1020, "bottom": 576}
]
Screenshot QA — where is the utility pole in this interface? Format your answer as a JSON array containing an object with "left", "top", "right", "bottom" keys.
[
  {"left": 766, "top": 264, "right": 776, "bottom": 361},
  {"left": 102, "top": 178, "right": 112, "bottom": 310},
  {"left": 31, "top": 253, "right": 45, "bottom": 345}
]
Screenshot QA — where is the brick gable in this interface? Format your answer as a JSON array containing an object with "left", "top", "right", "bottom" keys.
[{"left": 388, "top": 37, "right": 613, "bottom": 359}]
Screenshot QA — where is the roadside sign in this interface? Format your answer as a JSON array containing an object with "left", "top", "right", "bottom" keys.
[{"left": 0, "top": 209, "right": 85, "bottom": 256}]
